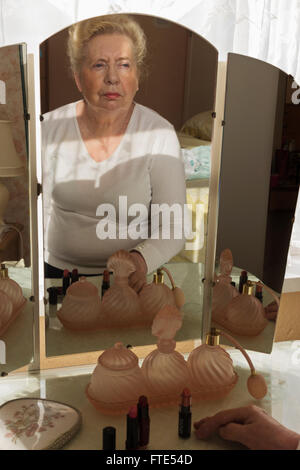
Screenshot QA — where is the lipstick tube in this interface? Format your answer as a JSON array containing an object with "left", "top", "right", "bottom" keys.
[
  {"left": 239, "top": 270, "right": 248, "bottom": 294},
  {"left": 137, "top": 396, "right": 150, "bottom": 448},
  {"left": 125, "top": 406, "right": 139, "bottom": 450},
  {"left": 102, "top": 426, "right": 116, "bottom": 450},
  {"left": 62, "top": 269, "right": 70, "bottom": 295},
  {"left": 178, "top": 388, "right": 191, "bottom": 438},
  {"left": 101, "top": 270, "right": 110, "bottom": 298},
  {"left": 71, "top": 269, "right": 79, "bottom": 284}
]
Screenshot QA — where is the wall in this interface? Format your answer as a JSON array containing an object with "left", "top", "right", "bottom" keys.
[{"left": 0, "top": 44, "right": 30, "bottom": 266}]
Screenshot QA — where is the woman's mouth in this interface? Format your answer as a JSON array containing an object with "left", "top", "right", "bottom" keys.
[{"left": 104, "top": 93, "right": 120, "bottom": 99}]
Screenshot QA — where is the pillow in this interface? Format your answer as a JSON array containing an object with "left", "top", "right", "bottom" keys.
[
  {"left": 181, "top": 145, "right": 211, "bottom": 180},
  {"left": 180, "top": 111, "right": 213, "bottom": 141}
]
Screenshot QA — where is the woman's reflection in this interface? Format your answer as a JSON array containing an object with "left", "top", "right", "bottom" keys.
[{"left": 42, "top": 15, "right": 186, "bottom": 292}]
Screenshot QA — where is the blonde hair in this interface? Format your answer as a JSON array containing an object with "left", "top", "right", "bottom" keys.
[{"left": 67, "top": 14, "right": 147, "bottom": 78}]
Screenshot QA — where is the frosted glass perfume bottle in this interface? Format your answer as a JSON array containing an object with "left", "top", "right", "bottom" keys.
[
  {"left": 141, "top": 305, "right": 190, "bottom": 405},
  {"left": 0, "top": 263, "right": 26, "bottom": 312},
  {"left": 188, "top": 328, "right": 268, "bottom": 401},
  {"left": 86, "top": 342, "right": 147, "bottom": 414},
  {"left": 139, "top": 267, "right": 185, "bottom": 323},
  {"left": 222, "top": 281, "right": 269, "bottom": 336},
  {"left": 212, "top": 249, "right": 239, "bottom": 324},
  {"left": 101, "top": 250, "right": 142, "bottom": 327},
  {"left": 0, "top": 290, "right": 14, "bottom": 331},
  {"left": 57, "top": 277, "right": 102, "bottom": 330}
]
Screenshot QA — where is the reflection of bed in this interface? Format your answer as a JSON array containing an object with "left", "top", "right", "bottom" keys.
[{"left": 170, "top": 113, "right": 212, "bottom": 264}]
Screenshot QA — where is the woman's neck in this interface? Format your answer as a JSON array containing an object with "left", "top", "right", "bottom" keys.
[{"left": 77, "top": 100, "right": 134, "bottom": 138}]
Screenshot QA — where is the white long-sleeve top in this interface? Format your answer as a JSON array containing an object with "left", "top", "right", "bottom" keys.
[{"left": 41, "top": 101, "right": 186, "bottom": 274}]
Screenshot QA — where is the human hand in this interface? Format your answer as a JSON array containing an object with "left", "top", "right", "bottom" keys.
[
  {"left": 194, "top": 405, "right": 300, "bottom": 450},
  {"left": 264, "top": 301, "right": 278, "bottom": 321},
  {"left": 128, "top": 251, "right": 147, "bottom": 293}
]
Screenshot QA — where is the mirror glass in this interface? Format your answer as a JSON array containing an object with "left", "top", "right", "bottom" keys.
[
  {"left": 39, "top": 14, "right": 218, "bottom": 357},
  {"left": 0, "top": 43, "right": 33, "bottom": 373},
  {"left": 214, "top": 53, "right": 300, "bottom": 353}
]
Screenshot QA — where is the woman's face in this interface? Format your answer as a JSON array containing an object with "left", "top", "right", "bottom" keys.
[{"left": 75, "top": 33, "right": 139, "bottom": 114}]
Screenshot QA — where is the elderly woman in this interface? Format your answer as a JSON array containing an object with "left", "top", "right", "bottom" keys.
[{"left": 42, "top": 14, "right": 186, "bottom": 292}]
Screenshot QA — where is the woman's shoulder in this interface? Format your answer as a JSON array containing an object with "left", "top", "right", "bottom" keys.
[
  {"left": 42, "top": 101, "right": 78, "bottom": 123},
  {"left": 134, "top": 103, "right": 174, "bottom": 131}
]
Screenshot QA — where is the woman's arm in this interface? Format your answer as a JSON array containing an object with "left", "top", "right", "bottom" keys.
[{"left": 132, "top": 127, "right": 187, "bottom": 274}]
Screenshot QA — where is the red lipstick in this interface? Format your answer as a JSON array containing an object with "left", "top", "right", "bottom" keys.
[
  {"left": 125, "top": 405, "right": 139, "bottom": 450},
  {"left": 137, "top": 396, "right": 150, "bottom": 448},
  {"left": 178, "top": 388, "right": 192, "bottom": 438}
]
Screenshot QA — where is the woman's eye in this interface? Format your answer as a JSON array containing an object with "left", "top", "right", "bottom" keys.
[
  {"left": 94, "top": 63, "right": 105, "bottom": 69},
  {"left": 120, "top": 63, "right": 130, "bottom": 68}
]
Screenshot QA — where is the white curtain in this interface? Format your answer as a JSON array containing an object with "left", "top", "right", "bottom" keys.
[{"left": 0, "top": 0, "right": 299, "bottom": 83}]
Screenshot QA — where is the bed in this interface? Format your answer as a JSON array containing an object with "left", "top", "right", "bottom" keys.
[{"left": 170, "top": 111, "right": 212, "bottom": 265}]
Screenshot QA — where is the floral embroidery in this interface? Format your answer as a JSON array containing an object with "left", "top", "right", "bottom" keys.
[{"left": 4, "top": 403, "right": 65, "bottom": 444}]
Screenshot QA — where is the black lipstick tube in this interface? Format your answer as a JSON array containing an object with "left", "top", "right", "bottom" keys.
[
  {"left": 178, "top": 389, "right": 191, "bottom": 438},
  {"left": 125, "top": 406, "right": 139, "bottom": 450},
  {"left": 137, "top": 396, "right": 150, "bottom": 448}
]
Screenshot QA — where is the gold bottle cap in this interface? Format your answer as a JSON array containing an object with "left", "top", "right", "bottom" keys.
[
  {"left": 0, "top": 264, "right": 8, "bottom": 279},
  {"left": 205, "top": 327, "right": 220, "bottom": 346},
  {"left": 153, "top": 269, "right": 164, "bottom": 284},
  {"left": 242, "top": 281, "right": 254, "bottom": 295}
]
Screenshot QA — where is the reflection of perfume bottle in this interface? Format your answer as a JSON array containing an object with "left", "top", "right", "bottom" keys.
[
  {"left": 101, "top": 250, "right": 141, "bottom": 327},
  {"left": 139, "top": 267, "right": 184, "bottom": 324},
  {"left": 223, "top": 281, "right": 268, "bottom": 336},
  {"left": 139, "top": 269, "right": 175, "bottom": 323},
  {"left": 0, "top": 263, "right": 25, "bottom": 311},
  {"left": 57, "top": 277, "right": 102, "bottom": 330},
  {"left": 212, "top": 249, "right": 239, "bottom": 323}
]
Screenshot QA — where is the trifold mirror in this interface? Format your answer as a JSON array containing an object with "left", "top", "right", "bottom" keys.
[{"left": 1, "top": 13, "right": 299, "bottom": 373}]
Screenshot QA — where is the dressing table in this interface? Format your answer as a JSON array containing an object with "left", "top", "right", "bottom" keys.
[
  {"left": 1, "top": 0, "right": 300, "bottom": 452},
  {"left": 1, "top": 341, "right": 300, "bottom": 450}
]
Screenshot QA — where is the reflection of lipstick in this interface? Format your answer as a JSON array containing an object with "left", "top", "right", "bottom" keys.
[
  {"left": 101, "top": 270, "right": 110, "bottom": 298},
  {"left": 71, "top": 269, "right": 79, "bottom": 284},
  {"left": 239, "top": 270, "right": 248, "bottom": 293},
  {"left": 62, "top": 269, "right": 70, "bottom": 295},
  {"left": 137, "top": 396, "right": 150, "bottom": 448},
  {"left": 125, "top": 406, "right": 139, "bottom": 450},
  {"left": 178, "top": 388, "right": 191, "bottom": 438}
]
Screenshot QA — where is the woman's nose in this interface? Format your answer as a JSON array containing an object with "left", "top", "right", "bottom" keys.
[{"left": 104, "top": 65, "right": 119, "bottom": 85}]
